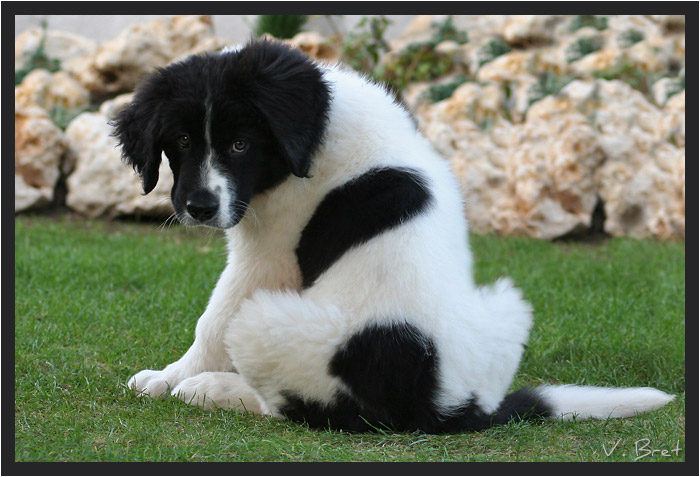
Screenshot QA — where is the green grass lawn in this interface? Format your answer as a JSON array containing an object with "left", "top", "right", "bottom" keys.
[{"left": 14, "top": 215, "right": 685, "bottom": 464}]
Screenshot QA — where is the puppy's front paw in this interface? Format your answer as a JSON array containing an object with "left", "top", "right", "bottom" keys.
[
  {"left": 172, "top": 372, "right": 265, "bottom": 413},
  {"left": 171, "top": 375, "right": 215, "bottom": 409},
  {"left": 127, "top": 369, "right": 181, "bottom": 398}
]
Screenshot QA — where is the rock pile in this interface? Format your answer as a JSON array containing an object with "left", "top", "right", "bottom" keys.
[
  {"left": 15, "top": 15, "right": 226, "bottom": 218},
  {"left": 401, "top": 15, "right": 685, "bottom": 240},
  {"left": 14, "top": 14, "right": 685, "bottom": 240}
]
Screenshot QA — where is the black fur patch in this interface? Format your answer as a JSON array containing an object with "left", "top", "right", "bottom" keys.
[
  {"left": 295, "top": 167, "right": 432, "bottom": 289},
  {"left": 280, "top": 322, "right": 552, "bottom": 433},
  {"left": 280, "top": 322, "right": 441, "bottom": 432},
  {"left": 490, "top": 387, "right": 552, "bottom": 424}
]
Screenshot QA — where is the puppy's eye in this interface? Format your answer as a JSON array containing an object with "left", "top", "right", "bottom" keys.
[
  {"left": 177, "top": 135, "right": 191, "bottom": 149},
  {"left": 232, "top": 139, "right": 248, "bottom": 153}
]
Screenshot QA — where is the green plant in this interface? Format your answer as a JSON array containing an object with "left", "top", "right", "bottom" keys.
[
  {"left": 566, "top": 36, "right": 603, "bottom": 63},
  {"left": 49, "top": 104, "right": 89, "bottom": 130},
  {"left": 569, "top": 15, "right": 608, "bottom": 32},
  {"left": 376, "top": 42, "right": 454, "bottom": 91},
  {"left": 374, "top": 16, "right": 471, "bottom": 91},
  {"left": 665, "top": 71, "right": 685, "bottom": 102},
  {"left": 477, "top": 116, "right": 495, "bottom": 132},
  {"left": 342, "top": 15, "right": 469, "bottom": 93},
  {"left": 254, "top": 15, "right": 308, "bottom": 39},
  {"left": 342, "top": 16, "right": 392, "bottom": 73},
  {"left": 15, "top": 21, "right": 61, "bottom": 85},
  {"left": 617, "top": 29, "right": 645, "bottom": 48},
  {"left": 431, "top": 15, "right": 468, "bottom": 45},
  {"left": 424, "top": 75, "right": 469, "bottom": 103},
  {"left": 527, "top": 72, "right": 574, "bottom": 107},
  {"left": 593, "top": 61, "right": 652, "bottom": 94},
  {"left": 478, "top": 39, "right": 512, "bottom": 67}
]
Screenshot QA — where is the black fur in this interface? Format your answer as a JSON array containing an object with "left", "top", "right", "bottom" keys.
[
  {"left": 111, "top": 40, "right": 331, "bottom": 223},
  {"left": 295, "top": 167, "right": 432, "bottom": 289},
  {"left": 280, "top": 322, "right": 552, "bottom": 433},
  {"left": 490, "top": 387, "right": 552, "bottom": 424},
  {"left": 231, "top": 41, "right": 332, "bottom": 179}
]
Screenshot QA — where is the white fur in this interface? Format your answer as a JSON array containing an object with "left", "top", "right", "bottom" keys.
[
  {"left": 536, "top": 385, "right": 675, "bottom": 420},
  {"left": 128, "top": 63, "right": 673, "bottom": 425},
  {"left": 201, "top": 159, "right": 235, "bottom": 228},
  {"left": 172, "top": 372, "right": 269, "bottom": 414}
]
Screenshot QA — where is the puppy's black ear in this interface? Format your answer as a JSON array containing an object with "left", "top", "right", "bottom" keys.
[
  {"left": 240, "top": 41, "right": 332, "bottom": 178},
  {"left": 110, "top": 82, "right": 164, "bottom": 194}
]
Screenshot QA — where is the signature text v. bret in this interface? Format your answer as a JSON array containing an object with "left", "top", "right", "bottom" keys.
[{"left": 603, "top": 438, "right": 682, "bottom": 460}]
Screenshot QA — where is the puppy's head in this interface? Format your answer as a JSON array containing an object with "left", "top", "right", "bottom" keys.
[{"left": 112, "top": 40, "right": 331, "bottom": 229}]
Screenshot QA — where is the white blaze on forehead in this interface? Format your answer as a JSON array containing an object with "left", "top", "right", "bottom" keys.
[
  {"left": 201, "top": 98, "right": 236, "bottom": 227},
  {"left": 205, "top": 99, "right": 214, "bottom": 151}
]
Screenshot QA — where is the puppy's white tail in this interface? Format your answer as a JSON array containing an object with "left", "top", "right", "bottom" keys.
[{"left": 535, "top": 385, "right": 675, "bottom": 421}]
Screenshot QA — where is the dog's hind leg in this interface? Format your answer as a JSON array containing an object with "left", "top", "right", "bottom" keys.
[
  {"left": 221, "top": 289, "right": 458, "bottom": 432},
  {"left": 171, "top": 371, "right": 270, "bottom": 414},
  {"left": 223, "top": 289, "right": 352, "bottom": 418}
]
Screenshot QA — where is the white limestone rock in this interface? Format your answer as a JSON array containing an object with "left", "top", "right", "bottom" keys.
[
  {"left": 15, "top": 27, "right": 97, "bottom": 73},
  {"left": 15, "top": 104, "right": 65, "bottom": 212},
  {"left": 15, "top": 69, "right": 90, "bottom": 112},
  {"left": 284, "top": 31, "right": 342, "bottom": 63},
  {"left": 64, "top": 104, "right": 173, "bottom": 219},
  {"left": 72, "top": 15, "right": 226, "bottom": 95},
  {"left": 502, "top": 15, "right": 566, "bottom": 46}
]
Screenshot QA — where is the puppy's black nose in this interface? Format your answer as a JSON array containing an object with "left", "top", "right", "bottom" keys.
[{"left": 186, "top": 191, "right": 219, "bottom": 222}]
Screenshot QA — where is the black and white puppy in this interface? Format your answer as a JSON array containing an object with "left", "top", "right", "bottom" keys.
[{"left": 113, "top": 40, "right": 673, "bottom": 433}]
